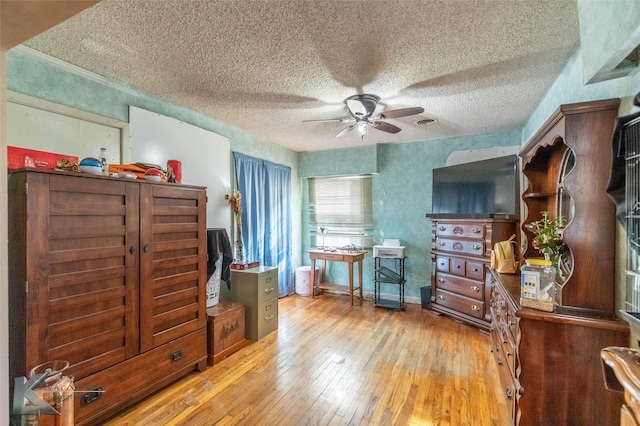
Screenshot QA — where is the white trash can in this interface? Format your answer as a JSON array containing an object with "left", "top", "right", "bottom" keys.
[{"left": 295, "top": 266, "right": 320, "bottom": 296}]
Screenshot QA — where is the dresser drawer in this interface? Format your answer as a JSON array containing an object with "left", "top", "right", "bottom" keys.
[
  {"left": 257, "top": 269, "right": 278, "bottom": 304},
  {"left": 434, "top": 289, "right": 485, "bottom": 319},
  {"left": 436, "top": 255, "right": 450, "bottom": 273},
  {"left": 491, "top": 281, "right": 519, "bottom": 345},
  {"left": 435, "top": 222, "right": 486, "bottom": 239},
  {"left": 435, "top": 272, "right": 484, "bottom": 300},
  {"left": 435, "top": 237, "right": 485, "bottom": 257},
  {"left": 491, "top": 330, "right": 518, "bottom": 423},
  {"left": 493, "top": 323, "right": 517, "bottom": 374},
  {"left": 448, "top": 258, "right": 485, "bottom": 279}
]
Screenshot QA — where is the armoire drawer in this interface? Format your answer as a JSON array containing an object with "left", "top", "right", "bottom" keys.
[
  {"left": 74, "top": 327, "right": 207, "bottom": 425},
  {"left": 435, "top": 272, "right": 484, "bottom": 300},
  {"left": 434, "top": 289, "right": 485, "bottom": 319}
]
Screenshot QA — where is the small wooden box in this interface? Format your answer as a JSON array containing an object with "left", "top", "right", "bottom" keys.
[{"left": 206, "top": 301, "right": 246, "bottom": 365}]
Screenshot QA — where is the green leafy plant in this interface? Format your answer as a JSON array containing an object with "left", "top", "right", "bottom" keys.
[{"left": 525, "top": 211, "right": 568, "bottom": 261}]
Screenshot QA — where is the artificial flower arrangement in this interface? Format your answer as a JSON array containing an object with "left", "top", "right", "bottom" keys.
[
  {"left": 229, "top": 191, "right": 243, "bottom": 261},
  {"left": 524, "top": 210, "right": 568, "bottom": 264}
]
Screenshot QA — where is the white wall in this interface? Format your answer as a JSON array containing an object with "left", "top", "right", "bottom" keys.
[
  {"left": 7, "top": 97, "right": 122, "bottom": 164},
  {"left": 129, "top": 106, "right": 232, "bottom": 230}
]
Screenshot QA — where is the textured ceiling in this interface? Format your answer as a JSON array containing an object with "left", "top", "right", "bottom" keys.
[{"left": 22, "top": 0, "right": 580, "bottom": 152}]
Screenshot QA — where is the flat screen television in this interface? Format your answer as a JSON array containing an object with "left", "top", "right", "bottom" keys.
[{"left": 429, "top": 154, "right": 519, "bottom": 218}]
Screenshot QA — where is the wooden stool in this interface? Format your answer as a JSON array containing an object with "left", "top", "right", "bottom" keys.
[{"left": 206, "top": 301, "right": 247, "bottom": 365}]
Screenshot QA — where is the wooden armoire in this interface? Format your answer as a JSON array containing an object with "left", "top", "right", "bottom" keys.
[{"left": 8, "top": 169, "right": 208, "bottom": 425}]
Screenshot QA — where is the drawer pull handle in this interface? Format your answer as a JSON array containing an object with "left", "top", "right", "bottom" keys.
[
  {"left": 438, "top": 278, "right": 445, "bottom": 283},
  {"left": 265, "top": 288, "right": 274, "bottom": 294},
  {"left": 143, "top": 244, "right": 151, "bottom": 253},
  {"left": 473, "top": 267, "right": 479, "bottom": 272},
  {"left": 471, "top": 305, "right": 480, "bottom": 312},
  {"left": 453, "top": 226, "right": 463, "bottom": 235},
  {"left": 266, "top": 277, "right": 272, "bottom": 283},
  {"left": 455, "top": 265, "right": 461, "bottom": 269},
  {"left": 473, "top": 227, "right": 482, "bottom": 234},
  {"left": 265, "top": 314, "right": 274, "bottom": 321},
  {"left": 505, "top": 388, "right": 513, "bottom": 400},
  {"left": 452, "top": 242, "right": 463, "bottom": 251},
  {"left": 439, "top": 241, "right": 446, "bottom": 246},
  {"left": 471, "top": 286, "right": 480, "bottom": 292},
  {"left": 171, "top": 348, "right": 184, "bottom": 362},
  {"left": 497, "top": 357, "right": 503, "bottom": 366},
  {"left": 265, "top": 303, "right": 272, "bottom": 310},
  {"left": 472, "top": 244, "right": 481, "bottom": 250},
  {"left": 81, "top": 388, "right": 104, "bottom": 405},
  {"left": 438, "top": 295, "right": 445, "bottom": 300},
  {"left": 129, "top": 246, "right": 137, "bottom": 255},
  {"left": 438, "top": 225, "right": 446, "bottom": 231}
]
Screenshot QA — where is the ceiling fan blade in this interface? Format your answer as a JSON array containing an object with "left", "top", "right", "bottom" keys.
[
  {"left": 371, "top": 121, "right": 401, "bottom": 134},
  {"left": 380, "top": 107, "right": 425, "bottom": 119},
  {"left": 336, "top": 124, "right": 357, "bottom": 137},
  {"left": 302, "top": 117, "right": 352, "bottom": 123}
]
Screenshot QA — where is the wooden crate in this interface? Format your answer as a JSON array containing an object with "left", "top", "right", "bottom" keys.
[{"left": 206, "top": 301, "right": 247, "bottom": 365}]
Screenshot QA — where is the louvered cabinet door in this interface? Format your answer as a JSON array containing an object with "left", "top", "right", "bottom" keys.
[
  {"left": 10, "top": 171, "right": 140, "bottom": 382},
  {"left": 138, "top": 183, "right": 207, "bottom": 352}
]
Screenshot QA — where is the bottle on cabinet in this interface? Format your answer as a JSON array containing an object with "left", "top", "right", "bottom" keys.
[{"left": 99, "top": 147, "right": 108, "bottom": 175}]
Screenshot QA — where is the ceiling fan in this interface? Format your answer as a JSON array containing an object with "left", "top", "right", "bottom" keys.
[{"left": 304, "top": 94, "right": 425, "bottom": 138}]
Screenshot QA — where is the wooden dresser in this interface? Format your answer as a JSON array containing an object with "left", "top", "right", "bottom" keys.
[
  {"left": 429, "top": 218, "right": 516, "bottom": 331},
  {"left": 491, "top": 271, "right": 628, "bottom": 425},
  {"left": 8, "top": 169, "right": 208, "bottom": 425},
  {"left": 222, "top": 266, "right": 278, "bottom": 340}
]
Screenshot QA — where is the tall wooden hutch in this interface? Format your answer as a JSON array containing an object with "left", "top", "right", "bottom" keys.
[{"left": 490, "top": 99, "right": 630, "bottom": 425}]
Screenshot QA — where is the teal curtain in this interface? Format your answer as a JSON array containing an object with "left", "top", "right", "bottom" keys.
[{"left": 233, "top": 152, "right": 293, "bottom": 296}]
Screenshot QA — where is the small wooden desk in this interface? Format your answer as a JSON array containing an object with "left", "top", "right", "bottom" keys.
[{"left": 308, "top": 250, "right": 366, "bottom": 306}]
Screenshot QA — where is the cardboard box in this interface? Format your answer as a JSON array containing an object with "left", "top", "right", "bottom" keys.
[
  {"left": 206, "top": 301, "right": 246, "bottom": 365},
  {"left": 8, "top": 146, "right": 78, "bottom": 170}
]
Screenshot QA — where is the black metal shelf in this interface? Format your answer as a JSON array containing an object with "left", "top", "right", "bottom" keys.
[{"left": 373, "top": 257, "right": 405, "bottom": 310}]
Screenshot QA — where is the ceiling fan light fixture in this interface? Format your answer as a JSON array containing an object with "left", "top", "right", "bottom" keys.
[{"left": 356, "top": 121, "right": 369, "bottom": 136}]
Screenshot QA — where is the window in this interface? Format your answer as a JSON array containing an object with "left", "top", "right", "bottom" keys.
[{"left": 308, "top": 175, "right": 374, "bottom": 249}]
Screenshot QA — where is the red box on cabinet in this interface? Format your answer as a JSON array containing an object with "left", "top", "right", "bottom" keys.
[
  {"left": 230, "top": 261, "right": 260, "bottom": 270},
  {"left": 7, "top": 146, "right": 78, "bottom": 170}
]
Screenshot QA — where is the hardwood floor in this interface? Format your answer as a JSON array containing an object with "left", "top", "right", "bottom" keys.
[{"left": 102, "top": 293, "right": 510, "bottom": 425}]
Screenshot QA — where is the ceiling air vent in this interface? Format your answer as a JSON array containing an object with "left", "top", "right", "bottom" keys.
[{"left": 416, "top": 118, "right": 437, "bottom": 126}]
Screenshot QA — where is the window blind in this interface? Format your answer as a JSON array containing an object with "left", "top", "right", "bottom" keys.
[{"left": 308, "top": 175, "right": 374, "bottom": 249}]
